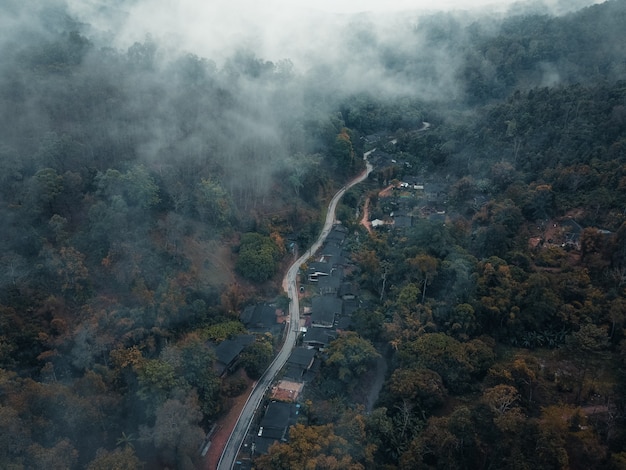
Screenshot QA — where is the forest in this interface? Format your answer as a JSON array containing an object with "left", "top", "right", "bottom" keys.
[{"left": 1, "top": 0, "right": 626, "bottom": 469}]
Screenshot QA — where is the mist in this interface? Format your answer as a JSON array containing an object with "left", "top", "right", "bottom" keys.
[{"left": 0, "top": 0, "right": 614, "bottom": 215}]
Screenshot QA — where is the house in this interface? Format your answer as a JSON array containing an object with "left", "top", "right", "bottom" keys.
[
  {"left": 368, "top": 149, "right": 395, "bottom": 168},
  {"left": 255, "top": 401, "right": 300, "bottom": 454},
  {"left": 311, "top": 295, "right": 342, "bottom": 328},
  {"left": 362, "top": 131, "right": 390, "bottom": 146},
  {"left": 317, "top": 266, "right": 343, "bottom": 295},
  {"left": 302, "top": 327, "right": 337, "bottom": 350},
  {"left": 319, "top": 241, "right": 346, "bottom": 266},
  {"left": 283, "top": 347, "right": 316, "bottom": 381},
  {"left": 241, "top": 304, "right": 285, "bottom": 336},
  {"left": 325, "top": 225, "right": 348, "bottom": 245},
  {"left": 270, "top": 380, "right": 305, "bottom": 402},
  {"left": 392, "top": 209, "right": 413, "bottom": 228},
  {"left": 338, "top": 282, "right": 359, "bottom": 300},
  {"left": 371, "top": 219, "right": 385, "bottom": 228},
  {"left": 213, "top": 334, "right": 255, "bottom": 376},
  {"left": 425, "top": 183, "right": 446, "bottom": 203},
  {"left": 561, "top": 218, "right": 583, "bottom": 249},
  {"left": 342, "top": 298, "right": 360, "bottom": 316},
  {"left": 307, "top": 261, "right": 332, "bottom": 282}
]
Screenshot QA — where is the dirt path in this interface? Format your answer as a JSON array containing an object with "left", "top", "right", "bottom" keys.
[
  {"left": 360, "top": 184, "right": 394, "bottom": 235},
  {"left": 204, "top": 377, "right": 255, "bottom": 469},
  {"left": 360, "top": 197, "right": 373, "bottom": 234}
]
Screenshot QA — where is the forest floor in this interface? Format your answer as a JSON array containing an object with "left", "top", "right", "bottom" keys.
[
  {"left": 184, "top": 236, "right": 236, "bottom": 287},
  {"left": 204, "top": 371, "right": 255, "bottom": 469},
  {"left": 364, "top": 351, "right": 388, "bottom": 412}
]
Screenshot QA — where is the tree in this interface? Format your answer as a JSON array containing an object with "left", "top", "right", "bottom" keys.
[
  {"left": 324, "top": 333, "right": 380, "bottom": 388},
  {"left": 26, "top": 439, "right": 79, "bottom": 470},
  {"left": 27, "top": 168, "right": 64, "bottom": 219},
  {"left": 398, "top": 333, "right": 475, "bottom": 393},
  {"left": 331, "top": 128, "right": 356, "bottom": 175},
  {"left": 235, "top": 233, "right": 282, "bottom": 282},
  {"left": 195, "top": 177, "right": 232, "bottom": 226},
  {"left": 564, "top": 323, "right": 610, "bottom": 402},
  {"left": 87, "top": 447, "right": 142, "bottom": 470},
  {"left": 255, "top": 423, "right": 364, "bottom": 470},
  {"left": 239, "top": 337, "right": 273, "bottom": 379},
  {"left": 386, "top": 368, "right": 447, "bottom": 416},
  {"left": 151, "top": 393, "right": 204, "bottom": 470},
  {"left": 407, "top": 254, "right": 438, "bottom": 303}
]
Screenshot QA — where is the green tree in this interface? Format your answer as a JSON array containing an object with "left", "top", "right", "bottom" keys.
[
  {"left": 386, "top": 367, "right": 447, "bottom": 416},
  {"left": 407, "top": 254, "right": 439, "bottom": 303},
  {"left": 151, "top": 393, "right": 204, "bottom": 470},
  {"left": 239, "top": 337, "right": 273, "bottom": 379},
  {"left": 195, "top": 177, "right": 232, "bottom": 226},
  {"left": 255, "top": 423, "right": 364, "bottom": 470},
  {"left": 398, "top": 333, "right": 475, "bottom": 393},
  {"left": 325, "top": 333, "right": 380, "bottom": 388},
  {"left": 87, "top": 447, "right": 142, "bottom": 470},
  {"left": 235, "top": 233, "right": 282, "bottom": 282}
]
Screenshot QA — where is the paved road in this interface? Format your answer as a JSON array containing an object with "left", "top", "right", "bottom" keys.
[{"left": 216, "top": 161, "right": 372, "bottom": 470}]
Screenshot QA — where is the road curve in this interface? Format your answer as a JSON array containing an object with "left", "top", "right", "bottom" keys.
[{"left": 216, "top": 161, "right": 372, "bottom": 470}]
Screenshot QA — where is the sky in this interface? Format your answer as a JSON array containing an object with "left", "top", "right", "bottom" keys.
[{"left": 269, "top": 0, "right": 527, "bottom": 13}]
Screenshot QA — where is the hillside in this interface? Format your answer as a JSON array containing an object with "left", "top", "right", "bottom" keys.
[{"left": 0, "top": 1, "right": 625, "bottom": 469}]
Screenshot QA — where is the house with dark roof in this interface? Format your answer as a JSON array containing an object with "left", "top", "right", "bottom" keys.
[
  {"left": 338, "top": 282, "right": 359, "bottom": 300},
  {"left": 392, "top": 209, "right": 413, "bottom": 228},
  {"left": 368, "top": 149, "right": 395, "bottom": 168},
  {"left": 336, "top": 315, "right": 352, "bottom": 331},
  {"left": 362, "top": 131, "right": 390, "bottom": 146},
  {"left": 213, "top": 334, "right": 255, "bottom": 376},
  {"left": 302, "top": 327, "right": 337, "bottom": 350},
  {"left": 283, "top": 347, "right": 316, "bottom": 381},
  {"left": 317, "top": 266, "right": 343, "bottom": 295},
  {"left": 255, "top": 401, "right": 300, "bottom": 454},
  {"left": 241, "top": 303, "right": 285, "bottom": 336},
  {"left": 325, "top": 225, "right": 348, "bottom": 244},
  {"left": 307, "top": 261, "right": 332, "bottom": 282},
  {"left": 561, "top": 218, "right": 583, "bottom": 249},
  {"left": 425, "top": 183, "right": 447, "bottom": 203},
  {"left": 319, "top": 241, "right": 346, "bottom": 266},
  {"left": 311, "top": 295, "right": 342, "bottom": 328}
]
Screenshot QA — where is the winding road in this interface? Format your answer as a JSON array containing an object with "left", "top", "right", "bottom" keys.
[{"left": 216, "top": 160, "right": 373, "bottom": 470}]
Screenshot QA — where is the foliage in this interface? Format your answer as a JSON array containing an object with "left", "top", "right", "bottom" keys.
[
  {"left": 239, "top": 336, "right": 274, "bottom": 379},
  {"left": 1, "top": 1, "right": 626, "bottom": 468},
  {"left": 324, "top": 332, "right": 380, "bottom": 388},
  {"left": 235, "top": 233, "right": 283, "bottom": 282}
]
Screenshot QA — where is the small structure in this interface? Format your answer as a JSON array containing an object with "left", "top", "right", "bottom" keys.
[
  {"left": 255, "top": 401, "right": 300, "bottom": 454},
  {"left": 371, "top": 219, "right": 385, "bottom": 228},
  {"left": 317, "top": 267, "right": 343, "bottom": 295},
  {"left": 325, "top": 224, "right": 348, "bottom": 244},
  {"left": 270, "top": 380, "right": 305, "bottom": 402},
  {"left": 283, "top": 347, "right": 316, "bottom": 381},
  {"left": 241, "top": 304, "right": 285, "bottom": 336},
  {"left": 425, "top": 183, "right": 446, "bottom": 203},
  {"left": 311, "top": 296, "right": 342, "bottom": 328},
  {"left": 561, "top": 218, "right": 583, "bottom": 249},
  {"left": 338, "top": 282, "right": 359, "bottom": 300},
  {"left": 302, "top": 327, "right": 337, "bottom": 350},
  {"left": 213, "top": 334, "right": 255, "bottom": 377},
  {"left": 392, "top": 209, "right": 413, "bottom": 228},
  {"left": 307, "top": 261, "right": 332, "bottom": 282}
]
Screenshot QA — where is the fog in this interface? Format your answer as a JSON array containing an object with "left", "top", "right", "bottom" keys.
[
  {"left": 68, "top": 0, "right": 605, "bottom": 68},
  {"left": 0, "top": 0, "right": 610, "bottom": 217}
]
